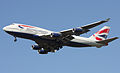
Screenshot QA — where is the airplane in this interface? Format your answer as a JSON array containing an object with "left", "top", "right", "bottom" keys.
[{"left": 3, "top": 18, "right": 118, "bottom": 54}]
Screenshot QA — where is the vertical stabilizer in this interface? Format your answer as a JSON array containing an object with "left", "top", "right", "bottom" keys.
[{"left": 89, "top": 26, "right": 110, "bottom": 41}]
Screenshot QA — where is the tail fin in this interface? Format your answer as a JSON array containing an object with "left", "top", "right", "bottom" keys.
[{"left": 89, "top": 26, "right": 110, "bottom": 41}]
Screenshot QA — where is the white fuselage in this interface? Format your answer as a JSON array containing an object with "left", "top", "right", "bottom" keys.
[{"left": 3, "top": 23, "right": 104, "bottom": 48}]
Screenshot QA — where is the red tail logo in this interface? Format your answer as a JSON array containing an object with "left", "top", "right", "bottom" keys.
[{"left": 93, "top": 29, "right": 110, "bottom": 41}]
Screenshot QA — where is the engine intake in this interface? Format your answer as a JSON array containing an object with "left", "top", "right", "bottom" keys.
[
  {"left": 32, "top": 45, "right": 41, "bottom": 50},
  {"left": 51, "top": 33, "right": 62, "bottom": 37}
]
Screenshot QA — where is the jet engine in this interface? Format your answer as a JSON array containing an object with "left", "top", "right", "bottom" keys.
[
  {"left": 72, "top": 28, "right": 83, "bottom": 33},
  {"left": 38, "top": 49, "right": 48, "bottom": 54},
  {"left": 32, "top": 45, "right": 41, "bottom": 50},
  {"left": 50, "top": 33, "right": 62, "bottom": 37}
]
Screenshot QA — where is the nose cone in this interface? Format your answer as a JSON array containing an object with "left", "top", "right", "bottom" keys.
[
  {"left": 3, "top": 25, "right": 10, "bottom": 31},
  {"left": 3, "top": 26, "right": 7, "bottom": 31}
]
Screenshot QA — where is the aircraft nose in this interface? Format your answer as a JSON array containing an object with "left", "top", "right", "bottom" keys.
[
  {"left": 3, "top": 26, "right": 9, "bottom": 31},
  {"left": 3, "top": 26, "right": 7, "bottom": 31}
]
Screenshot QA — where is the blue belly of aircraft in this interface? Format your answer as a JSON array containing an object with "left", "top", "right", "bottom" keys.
[
  {"left": 66, "top": 41, "right": 91, "bottom": 47},
  {"left": 5, "top": 31, "right": 91, "bottom": 47},
  {"left": 5, "top": 31, "right": 39, "bottom": 40}
]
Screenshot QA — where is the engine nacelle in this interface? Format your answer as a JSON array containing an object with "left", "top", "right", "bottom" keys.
[
  {"left": 50, "top": 33, "right": 62, "bottom": 37},
  {"left": 32, "top": 45, "right": 41, "bottom": 50},
  {"left": 51, "top": 50, "right": 57, "bottom": 53},
  {"left": 38, "top": 49, "right": 48, "bottom": 54},
  {"left": 72, "top": 28, "right": 83, "bottom": 33}
]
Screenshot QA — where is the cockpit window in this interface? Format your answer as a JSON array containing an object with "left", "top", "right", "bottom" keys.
[{"left": 18, "top": 25, "right": 24, "bottom": 29}]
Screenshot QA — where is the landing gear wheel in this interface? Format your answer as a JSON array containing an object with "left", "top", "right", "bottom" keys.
[{"left": 14, "top": 37, "right": 17, "bottom": 42}]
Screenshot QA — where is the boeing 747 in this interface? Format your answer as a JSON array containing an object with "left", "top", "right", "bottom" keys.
[{"left": 3, "top": 18, "right": 118, "bottom": 54}]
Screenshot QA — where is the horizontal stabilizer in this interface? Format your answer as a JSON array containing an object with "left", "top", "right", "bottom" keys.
[{"left": 96, "top": 37, "right": 118, "bottom": 44}]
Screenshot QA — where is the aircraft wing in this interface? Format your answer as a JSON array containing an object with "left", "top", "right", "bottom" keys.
[
  {"left": 60, "top": 18, "right": 110, "bottom": 36},
  {"left": 40, "top": 18, "right": 110, "bottom": 41}
]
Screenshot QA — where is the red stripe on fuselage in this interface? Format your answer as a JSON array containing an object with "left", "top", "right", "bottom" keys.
[{"left": 19, "top": 25, "right": 34, "bottom": 28}]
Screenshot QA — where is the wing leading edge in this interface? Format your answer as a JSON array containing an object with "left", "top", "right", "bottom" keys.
[{"left": 60, "top": 18, "right": 110, "bottom": 36}]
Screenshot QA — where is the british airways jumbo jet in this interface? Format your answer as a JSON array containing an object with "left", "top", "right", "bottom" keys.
[{"left": 3, "top": 18, "right": 118, "bottom": 54}]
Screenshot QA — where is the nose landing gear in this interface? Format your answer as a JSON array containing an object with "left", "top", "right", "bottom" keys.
[{"left": 14, "top": 37, "right": 17, "bottom": 42}]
